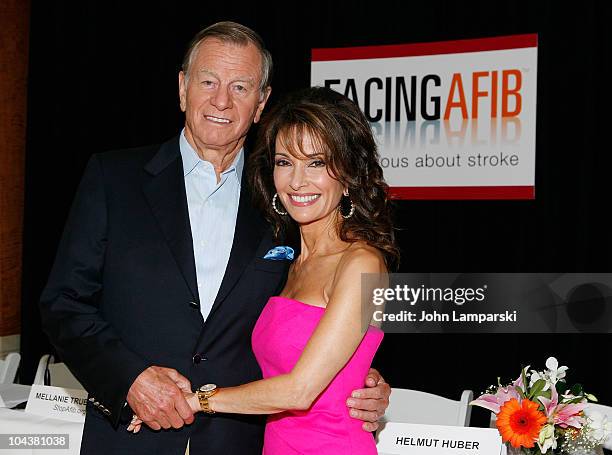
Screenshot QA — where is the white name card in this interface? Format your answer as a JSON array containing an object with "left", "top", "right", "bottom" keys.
[
  {"left": 377, "top": 422, "right": 503, "bottom": 455},
  {"left": 25, "top": 385, "right": 87, "bottom": 422}
]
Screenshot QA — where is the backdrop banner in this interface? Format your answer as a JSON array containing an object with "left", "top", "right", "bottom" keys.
[{"left": 311, "top": 34, "right": 538, "bottom": 200}]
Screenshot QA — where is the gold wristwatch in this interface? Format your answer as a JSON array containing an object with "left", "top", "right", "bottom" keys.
[{"left": 196, "top": 384, "right": 218, "bottom": 414}]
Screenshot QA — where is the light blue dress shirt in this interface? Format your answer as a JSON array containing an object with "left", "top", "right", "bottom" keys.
[{"left": 179, "top": 130, "right": 243, "bottom": 321}]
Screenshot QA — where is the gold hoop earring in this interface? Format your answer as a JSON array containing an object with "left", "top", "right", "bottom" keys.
[{"left": 272, "top": 193, "right": 287, "bottom": 216}]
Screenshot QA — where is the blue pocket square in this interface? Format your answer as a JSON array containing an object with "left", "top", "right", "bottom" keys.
[{"left": 263, "top": 246, "right": 295, "bottom": 261}]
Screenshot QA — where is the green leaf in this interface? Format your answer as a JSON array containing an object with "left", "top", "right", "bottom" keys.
[
  {"left": 529, "top": 379, "right": 547, "bottom": 400},
  {"left": 521, "top": 366, "right": 528, "bottom": 394},
  {"left": 556, "top": 381, "right": 568, "bottom": 395},
  {"left": 564, "top": 396, "right": 585, "bottom": 405},
  {"left": 571, "top": 383, "right": 583, "bottom": 396}
]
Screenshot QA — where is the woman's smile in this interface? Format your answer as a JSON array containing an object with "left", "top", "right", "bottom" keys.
[{"left": 288, "top": 193, "right": 321, "bottom": 206}]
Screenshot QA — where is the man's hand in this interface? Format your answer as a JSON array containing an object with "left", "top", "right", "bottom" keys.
[
  {"left": 126, "top": 366, "right": 194, "bottom": 431},
  {"left": 346, "top": 368, "right": 391, "bottom": 432}
]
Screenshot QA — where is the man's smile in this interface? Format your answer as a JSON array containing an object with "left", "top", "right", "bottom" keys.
[{"left": 204, "top": 115, "right": 231, "bottom": 124}]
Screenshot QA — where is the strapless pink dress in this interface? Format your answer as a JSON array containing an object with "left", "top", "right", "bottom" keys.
[{"left": 252, "top": 296, "right": 384, "bottom": 454}]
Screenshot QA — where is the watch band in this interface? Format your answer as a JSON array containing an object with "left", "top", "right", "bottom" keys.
[{"left": 197, "top": 384, "right": 218, "bottom": 414}]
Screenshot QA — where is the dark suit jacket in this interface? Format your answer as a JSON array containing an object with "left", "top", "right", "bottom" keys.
[{"left": 39, "top": 136, "right": 290, "bottom": 454}]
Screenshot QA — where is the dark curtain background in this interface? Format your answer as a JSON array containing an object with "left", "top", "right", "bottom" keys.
[{"left": 21, "top": 0, "right": 611, "bottom": 427}]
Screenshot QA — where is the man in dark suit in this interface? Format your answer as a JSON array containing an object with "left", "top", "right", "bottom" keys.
[{"left": 40, "top": 21, "right": 390, "bottom": 454}]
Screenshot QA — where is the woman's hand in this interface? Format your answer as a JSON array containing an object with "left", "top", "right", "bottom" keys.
[
  {"left": 185, "top": 392, "right": 200, "bottom": 414},
  {"left": 127, "top": 392, "right": 200, "bottom": 433},
  {"left": 127, "top": 414, "right": 143, "bottom": 434}
]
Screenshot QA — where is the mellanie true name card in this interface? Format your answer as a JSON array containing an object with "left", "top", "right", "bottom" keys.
[
  {"left": 25, "top": 384, "right": 87, "bottom": 422},
  {"left": 377, "top": 422, "right": 503, "bottom": 455}
]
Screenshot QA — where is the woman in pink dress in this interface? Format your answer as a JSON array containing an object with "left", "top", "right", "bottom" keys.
[{"left": 131, "top": 86, "right": 398, "bottom": 453}]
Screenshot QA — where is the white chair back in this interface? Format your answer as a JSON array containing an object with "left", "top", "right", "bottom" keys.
[
  {"left": 585, "top": 403, "right": 612, "bottom": 451},
  {"left": 585, "top": 402, "right": 612, "bottom": 419},
  {"left": 383, "top": 388, "right": 473, "bottom": 427},
  {"left": 33, "top": 354, "right": 53, "bottom": 385},
  {"left": 33, "top": 354, "right": 84, "bottom": 390},
  {"left": 0, "top": 352, "right": 20, "bottom": 383}
]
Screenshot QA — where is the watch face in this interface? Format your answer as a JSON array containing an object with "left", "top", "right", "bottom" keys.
[{"left": 199, "top": 383, "right": 217, "bottom": 392}]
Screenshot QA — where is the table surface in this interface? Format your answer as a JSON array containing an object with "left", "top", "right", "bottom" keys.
[{"left": 0, "top": 408, "right": 83, "bottom": 454}]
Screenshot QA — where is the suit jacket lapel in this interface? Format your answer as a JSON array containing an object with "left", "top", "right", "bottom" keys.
[
  {"left": 207, "top": 174, "right": 267, "bottom": 320},
  {"left": 142, "top": 137, "right": 199, "bottom": 302}
]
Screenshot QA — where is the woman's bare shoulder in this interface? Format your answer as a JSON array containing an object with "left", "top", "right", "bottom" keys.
[
  {"left": 336, "top": 242, "right": 387, "bottom": 279},
  {"left": 324, "top": 243, "right": 387, "bottom": 309}
]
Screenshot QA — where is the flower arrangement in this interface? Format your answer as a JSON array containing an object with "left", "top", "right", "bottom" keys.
[{"left": 471, "top": 357, "right": 612, "bottom": 455}]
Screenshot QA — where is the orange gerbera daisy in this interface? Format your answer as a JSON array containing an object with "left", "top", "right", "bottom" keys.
[{"left": 496, "top": 398, "right": 547, "bottom": 448}]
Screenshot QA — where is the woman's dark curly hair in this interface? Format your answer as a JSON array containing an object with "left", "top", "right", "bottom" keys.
[{"left": 248, "top": 86, "right": 399, "bottom": 270}]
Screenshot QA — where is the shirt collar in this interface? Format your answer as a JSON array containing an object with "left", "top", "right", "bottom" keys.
[{"left": 179, "top": 129, "right": 244, "bottom": 185}]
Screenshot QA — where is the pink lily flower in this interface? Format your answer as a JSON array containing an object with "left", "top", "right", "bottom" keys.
[
  {"left": 512, "top": 365, "right": 530, "bottom": 391},
  {"left": 555, "top": 403, "right": 586, "bottom": 428},
  {"left": 538, "top": 385, "right": 586, "bottom": 429},
  {"left": 471, "top": 386, "right": 522, "bottom": 414}
]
